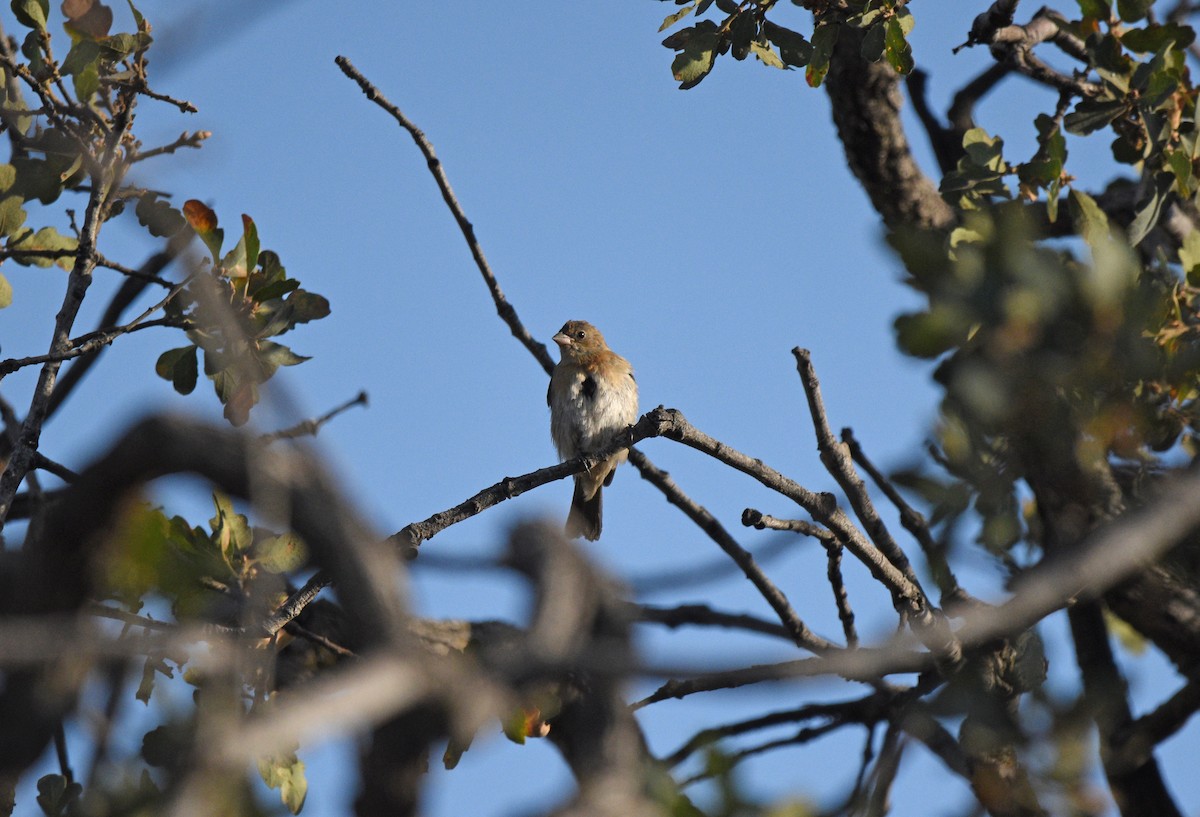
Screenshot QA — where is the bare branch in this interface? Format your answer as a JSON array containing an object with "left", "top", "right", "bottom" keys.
[
  {"left": 741, "top": 508, "right": 858, "bottom": 646},
  {"left": 261, "top": 391, "right": 369, "bottom": 444},
  {"left": 841, "top": 427, "right": 966, "bottom": 607},
  {"left": 1111, "top": 679, "right": 1200, "bottom": 774},
  {"left": 662, "top": 691, "right": 893, "bottom": 768},
  {"left": 130, "top": 129, "right": 210, "bottom": 162},
  {"left": 1068, "top": 602, "right": 1182, "bottom": 817},
  {"left": 334, "top": 55, "right": 555, "bottom": 375},
  {"left": 794, "top": 349, "right": 927, "bottom": 601},
  {"left": 626, "top": 447, "right": 829, "bottom": 653},
  {"left": 947, "top": 62, "right": 1012, "bottom": 133},
  {"left": 0, "top": 180, "right": 106, "bottom": 525},
  {"left": 634, "top": 603, "right": 798, "bottom": 643},
  {"left": 0, "top": 278, "right": 189, "bottom": 377}
]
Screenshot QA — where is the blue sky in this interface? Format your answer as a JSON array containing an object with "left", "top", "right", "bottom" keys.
[{"left": 4, "top": 1, "right": 1198, "bottom": 815}]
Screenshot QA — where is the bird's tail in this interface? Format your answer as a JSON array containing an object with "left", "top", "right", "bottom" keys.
[{"left": 566, "top": 481, "right": 602, "bottom": 541}]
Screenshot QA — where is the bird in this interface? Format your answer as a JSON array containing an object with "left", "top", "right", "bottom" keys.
[{"left": 548, "top": 320, "right": 638, "bottom": 540}]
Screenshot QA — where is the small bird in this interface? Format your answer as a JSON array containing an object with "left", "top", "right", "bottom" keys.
[{"left": 548, "top": 320, "right": 638, "bottom": 540}]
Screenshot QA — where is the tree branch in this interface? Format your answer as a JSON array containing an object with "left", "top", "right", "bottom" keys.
[{"left": 334, "top": 55, "right": 555, "bottom": 375}]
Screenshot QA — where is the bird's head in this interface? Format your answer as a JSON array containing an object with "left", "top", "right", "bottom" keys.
[{"left": 553, "top": 320, "right": 609, "bottom": 362}]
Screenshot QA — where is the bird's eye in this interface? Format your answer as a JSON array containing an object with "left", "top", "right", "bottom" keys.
[{"left": 575, "top": 331, "right": 586, "bottom": 340}]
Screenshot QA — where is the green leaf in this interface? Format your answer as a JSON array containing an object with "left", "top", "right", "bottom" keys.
[
  {"left": 256, "top": 340, "right": 309, "bottom": 377},
  {"left": 750, "top": 40, "right": 784, "bottom": 69},
  {"left": 659, "top": 2, "right": 693, "bottom": 32},
  {"left": 241, "top": 215, "right": 260, "bottom": 277},
  {"left": 1177, "top": 228, "right": 1200, "bottom": 283},
  {"left": 11, "top": 0, "right": 48, "bottom": 30},
  {"left": 883, "top": 15, "right": 914, "bottom": 74},
  {"left": 1069, "top": 189, "right": 1110, "bottom": 247},
  {"left": 61, "top": 39, "right": 101, "bottom": 78},
  {"left": 805, "top": 22, "right": 839, "bottom": 87},
  {"left": 136, "top": 655, "right": 157, "bottom": 704},
  {"left": 1120, "top": 23, "right": 1196, "bottom": 54},
  {"left": 100, "top": 30, "right": 152, "bottom": 59},
  {"left": 127, "top": 0, "right": 146, "bottom": 30},
  {"left": 0, "top": 195, "right": 27, "bottom": 237},
  {"left": 62, "top": 38, "right": 102, "bottom": 100},
  {"left": 1064, "top": 97, "right": 1128, "bottom": 135},
  {"left": 10, "top": 157, "right": 65, "bottom": 205},
  {"left": 1111, "top": 133, "right": 1144, "bottom": 164},
  {"left": 72, "top": 62, "right": 100, "bottom": 101},
  {"left": 155, "top": 345, "right": 198, "bottom": 394},
  {"left": 285, "top": 290, "right": 331, "bottom": 324},
  {"left": 210, "top": 492, "right": 252, "bottom": 556},
  {"left": 7, "top": 226, "right": 78, "bottom": 269},
  {"left": 764, "top": 21, "right": 811, "bottom": 66},
  {"left": 728, "top": 10, "right": 755, "bottom": 60},
  {"left": 258, "top": 750, "right": 308, "bottom": 815},
  {"left": 256, "top": 532, "right": 307, "bottom": 573},
  {"left": 219, "top": 234, "right": 249, "bottom": 278},
  {"left": 1166, "top": 148, "right": 1193, "bottom": 194},
  {"left": 895, "top": 308, "right": 966, "bottom": 358},
  {"left": 962, "top": 128, "right": 1006, "bottom": 171},
  {"left": 142, "top": 723, "right": 192, "bottom": 769},
  {"left": 1077, "top": 0, "right": 1110, "bottom": 19},
  {"left": 249, "top": 277, "right": 299, "bottom": 303},
  {"left": 1116, "top": 0, "right": 1151, "bottom": 22},
  {"left": 1126, "top": 171, "right": 1173, "bottom": 246},
  {"left": 35, "top": 775, "right": 81, "bottom": 817},
  {"left": 670, "top": 26, "right": 719, "bottom": 88},
  {"left": 860, "top": 21, "right": 886, "bottom": 62},
  {"left": 0, "top": 81, "right": 31, "bottom": 136},
  {"left": 135, "top": 194, "right": 186, "bottom": 237},
  {"left": 0, "top": 272, "right": 11, "bottom": 308},
  {"left": 20, "top": 30, "right": 44, "bottom": 77}
]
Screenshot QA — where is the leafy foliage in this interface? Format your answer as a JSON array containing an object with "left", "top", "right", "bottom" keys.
[
  {"left": 155, "top": 202, "right": 330, "bottom": 425},
  {"left": 658, "top": 0, "right": 915, "bottom": 89}
]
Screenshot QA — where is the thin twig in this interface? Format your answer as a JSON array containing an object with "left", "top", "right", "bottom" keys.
[
  {"left": 793, "top": 349, "right": 928, "bottom": 606},
  {"left": 0, "top": 180, "right": 106, "bottom": 526},
  {"left": 825, "top": 541, "right": 858, "bottom": 649},
  {"left": 662, "top": 691, "right": 891, "bottom": 768},
  {"left": 626, "top": 446, "right": 830, "bottom": 653},
  {"left": 632, "top": 650, "right": 932, "bottom": 710},
  {"left": 842, "top": 427, "right": 965, "bottom": 607},
  {"left": 261, "top": 391, "right": 369, "bottom": 444},
  {"left": 742, "top": 507, "right": 858, "bottom": 646},
  {"left": 94, "top": 252, "right": 177, "bottom": 288},
  {"left": 0, "top": 278, "right": 189, "bottom": 377},
  {"left": 130, "top": 129, "right": 210, "bottom": 162},
  {"left": 629, "top": 535, "right": 796, "bottom": 595},
  {"left": 99, "top": 76, "right": 196, "bottom": 114},
  {"left": 947, "top": 62, "right": 1011, "bottom": 133},
  {"left": 634, "top": 603, "right": 798, "bottom": 643},
  {"left": 678, "top": 721, "right": 847, "bottom": 787},
  {"left": 742, "top": 507, "right": 835, "bottom": 542},
  {"left": 51, "top": 246, "right": 188, "bottom": 416},
  {"left": 1110, "top": 678, "right": 1200, "bottom": 774},
  {"left": 334, "top": 55, "right": 555, "bottom": 374},
  {"left": 32, "top": 453, "right": 77, "bottom": 483}
]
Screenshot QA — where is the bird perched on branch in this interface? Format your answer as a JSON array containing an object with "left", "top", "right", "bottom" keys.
[{"left": 548, "top": 320, "right": 638, "bottom": 540}]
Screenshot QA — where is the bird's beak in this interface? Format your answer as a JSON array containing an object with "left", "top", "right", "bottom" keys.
[{"left": 552, "top": 332, "right": 570, "bottom": 347}]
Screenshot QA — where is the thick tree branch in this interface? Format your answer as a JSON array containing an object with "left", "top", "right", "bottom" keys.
[
  {"left": 824, "top": 24, "right": 955, "bottom": 231},
  {"left": 1068, "top": 602, "right": 1182, "bottom": 817}
]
